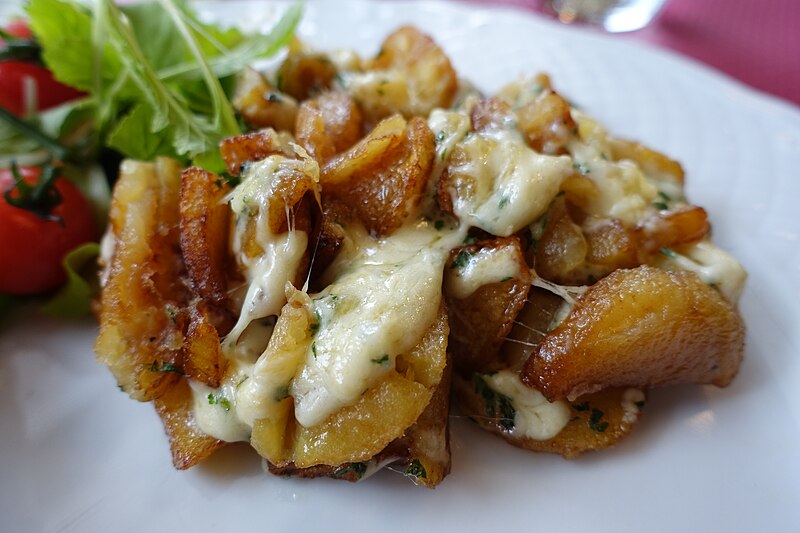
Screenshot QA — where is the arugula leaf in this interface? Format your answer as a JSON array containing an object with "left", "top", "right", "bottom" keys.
[
  {"left": 40, "top": 242, "right": 100, "bottom": 318},
  {"left": 107, "top": 103, "right": 179, "bottom": 161}
]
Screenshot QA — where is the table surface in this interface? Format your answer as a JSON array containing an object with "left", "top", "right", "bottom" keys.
[{"left": 486, "top": 0, "right": 800, "bottom": 108}]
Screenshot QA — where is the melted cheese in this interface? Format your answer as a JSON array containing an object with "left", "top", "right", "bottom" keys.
[
  {"left": 291, "top": 222, "right": 463, "bottom": 427},
  {"left": 482, "top": 370, "right": 570, "bottom": 440},
  {"left": 445, "top": 244, "right": 524, "bottom": 299},
  {"left": 224, "top": 152, "right": 316, "bottom": 347},
  {"left": 656, "top": 240, "right": 747, "bottom": 303},
  {"left": 449, "top": 128, "right": 573, "bottom": 236}
]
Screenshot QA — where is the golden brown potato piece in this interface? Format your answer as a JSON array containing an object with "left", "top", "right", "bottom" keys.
[
  {"left": 276, "top": 53, "right": 338, "bottom": 101},
  {"left": 533, "top": 197, "right": 589, "bottom": 284},
  {"left": 348, "top": 26, "right": 457, "bottom": 125},
  {"left": 522, "top": 265, "right": 745, "bottom": 401},
  {"left": 154, "top": 378, "right": 227, "bottom": 469},
  {"left": 232, "top": 68, "right": 298, "bottom": 132},
  {"left": 295, "top": 92, "right": 363, "bottom": 163},
  {"left": 444, "top": 237, "right": 532, "bottom": 374},
  {"left": 219, "top": 129, "right": 295, "bottom": 177},
  {"left": 182, "top": 303, "right": 225, "bottom": 388},
  {"left": 322, "top": 114, "right": 435, "bottom": 236},
  {"left": 95, "top": 158, "right": 188, "bottom": 401},
  {"left": 453, "top": 376, "right": 645, "bottom": 459},
  {"left": 470, "top": 97, "right": 513, "bottom": 133},
  {"left": 583, "top": 217, "right": 640, "bottom": 270},
  {"left": 635, "top": 206, "right": 709, "bottom": 255},
  {"left": 610, "top": 137, "right": 685, "bottom": 184},
  {"left": 179, "top": 167, "right": 231, "bottom": 309},
  {"left": 253, "top": 305, "right": 449, "bottom": 475},
  {"left": 516, "top": 89, "right": 576, "bottom": 155},
  {"left": 371, "top": 26, "right": 457, "bottom": 113}
]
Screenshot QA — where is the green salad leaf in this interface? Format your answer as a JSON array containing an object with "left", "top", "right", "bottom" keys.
[{"left": 40, "top": 242, "right": 100, "bottom": 318}]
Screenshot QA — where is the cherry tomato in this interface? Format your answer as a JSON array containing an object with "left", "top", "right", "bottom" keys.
[
  {"left": 0, "top": 22, "right": 84, "bottom": 116},
  {"left": 0, "top": 166, "right": 96, "bottom": 295}
]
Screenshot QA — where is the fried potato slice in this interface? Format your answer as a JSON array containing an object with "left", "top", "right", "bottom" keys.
[
  {"left": 322, "top": 114, "right": 435, "bottom": 236},
  {"left": 179, "top": 167, "right": 231, "bottom": 309},
  {"left": 635, "top": 205, "right": 709, "bottom": 255},
  {"left": 232, "top": 68, "right": 298, "bottom": 132},
  {"left": 516, "top": 89, "right": 576, "bottom": 155},
  {"left": 219, "top": 129, "right": 296, "bottom": 177},
  {"left": 154, "top": 377, "right": 227, "bottom": 469},
  {"left": 522, "top": 265, "right": 745, "bottom": 401},
  {"left": 253, "top": 305, "right": 449, "bottom": 472},
  {"left": 453, "top": 376, "right": 645, "bottom": 459},
  {"left": 95, "top": 158, "right": 187, "bottom": 401},
  {"left": 182, "top": 303, "right": 225, "bottom": 388},
  {"left": 347, "top": 26, "right": 457, "bottom": 124},
  {"left": 444, "top": 237, "right": 532, "bottom": 374},
  {"left": 295, "top": 91, "right": 364, "bottom": 163},
  {"left": 610, "top": 137, "right": 685, "bottom": 184},
  {"left": 276, "top": 53, "right": 338, "bottom": 101}
]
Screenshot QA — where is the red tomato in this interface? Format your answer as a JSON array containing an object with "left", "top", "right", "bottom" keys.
[
  {"left": 0, "top": 22, "right": 84, "bottom": 116},
  {"left": 0, "top": 166, "right": 96, "bottom": 295}
]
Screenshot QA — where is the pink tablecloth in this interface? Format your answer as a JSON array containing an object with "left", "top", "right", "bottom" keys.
[{"left": 490, "top": 0, "right": 800, "bottom": 107}]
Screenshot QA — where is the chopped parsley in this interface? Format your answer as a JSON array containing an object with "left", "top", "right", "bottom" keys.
[
  {"left": 450, "top": 250, "right": 474, "bottom": 269},
  {"left": 434, "top": 219, "right": 445, "bottom": 230},
  {"left": 653, "top": 201, "right": 669, "bottom": 210},
  {"left": 310, "top": 307, "right": 322, "bottom": 334},
  {"left": 148, "top": 360, "right": 183, "bottom": 374},
  {"left": 658, "top": 191, "right": 671, "bottom": 201},
  {"left": 659, "top": 247, "right": 678, "bottom": 259},
  {"left": 207, "top": 393, "right": 231, "bottom": 411},
  {"left": 573, "top": 401, "right": 590, "bottom": 412},
  {"left": 572, "top": 162, "right": 591, "bottom": 175},
  {"left": 500, "top": 276, "right": 513, "bottom": 282},
  {"left": 165, "top": 306, "right": 177, "bottom": 324},
  {"left": 404, "top": 459, "right": 427, "bottom": 480},
  {"left": 474, "top": 374, "right": 516, "bottom": 431},
  {"left": 435, "top": 130, "right": 445, "bottom": 143},
  {"left": 266, "top": 92, "right": 282, "bottom": 102},
  {"left": 588, "top": 408, "right": 609, "bottom": 432},
  {"left": 498, "top": 196, "right": 509, "bottom": 209},
  {"left": 635, "top": 400, "right": 646, "bottom": 409},
  {"left": 273, "top": 385, "right": 290, "bottom": 402},
  {"left": 371, "top": 353, "right": 390, "bottom": 365},
  {"left": 330, "top": 462, "right": 368, "bottom": 480},
  {"left": 463, "top": 235, "right": 477, "bottom": 245},
  {"left": 311, "top": 341, "right": 318, "bottom": 358}
]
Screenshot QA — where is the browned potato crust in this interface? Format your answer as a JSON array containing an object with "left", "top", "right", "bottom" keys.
[
  {"left": 276, "top": 53, "right": 338, "bottom": 101},
  {"left": 516, "top": 89, "right": 576, "bottom": 155},
  {"left": 295, "top": 91, "right": 364, "bottom": 162},
  {"left": 154, "top": 378, "right": 227, "bottom": 469},
  {"left": 95, "top": 159, "right": 187, "bottom": 401},
  {"left": 179, "top": 167, "right": 232, "bottom": 309},
  {"left": 444, "top": 237, "right": 532, "bottom": 374},
  {"left": 182, "top": 303, "right": 225, "bottom": 388},
  {"left": 522, "top": 265, "right": 745, "bottom": 401},
  {"left": 635, "top": 205, "right": 709, "bottom": 255},
  {"left": 609, "top": 138, "right": 685, "bottom": 184},
  {"left": 232, "top": 68, "right": 298, "bottom": 132},
  {"left": 219, "top": 129, "right": 295, "bottom": 177},
  {"left": 323, "top": 115, "right": 435, "bottom": 236}
]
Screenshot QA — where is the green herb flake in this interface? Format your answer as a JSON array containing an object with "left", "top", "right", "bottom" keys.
[
  {"left": 371, "top": 353, "right": 390, "bottom": 365},
  {"left": 435, "top": 130, "right": 445, "bottom": 143},
  {"left": 207, "top": 393, "right": 231, "bottom": 411},
  {"left": 573, "top": 162, "right": 590, "bottom": 175},
  {"left": 434, "top": 219, "right": 445, "bottom": 230},
  {"left": 311, "top": 341, "right": 318, "bottom": 358},
  {"left": 463, "top": 235, "right": 477, "bottom": 245},
  {"left": 658, "top": 191, "right": 671, "bottom": 201},
  {"left": 474, "top": 374, "right": 516, "bottom": 431},
  {"left": 653, "top": 201, "right": 669, "bottom": 210},
  {"left": 149, "top": 360, "right": 183, "bottom": 374},
  {"left": 588, "top": 408, "right": 609, "bottom": 432},
  {"left": 450, "top": 250, "right": 474, "bottom": 269},
  {"left": 498, "top": 196, "right": 509, "bottom": 209},
  {"left": 635, "top": 400, "right": 646, "bottom": 409},
  {"left": 404, "top": 459, "right": 427, "bottom": 480},
  {"left": 266, "top": 92, "right": 282, "bottom": 103},
  {"left": 330, "top": 462, "right": 368, "bottom": 480},
  {"left": 274, "top": 385, "right": 290, "bottom": 402},
  {"left": 659, "top": 247, "right": 678, "bottom": 259},
  {"left": 573, "top": 401, "right": 589, "bottom": 412},
  {"left": 500, "top": 276, "right": 513, "bottom": 282}
]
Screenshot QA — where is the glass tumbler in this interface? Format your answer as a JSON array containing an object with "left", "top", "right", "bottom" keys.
[{"left": 547, "top": 0, "right": 669, "bottom": 32}]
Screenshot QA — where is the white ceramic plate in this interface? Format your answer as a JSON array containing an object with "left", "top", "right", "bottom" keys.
[{"left": 2, "top": 1, "right": 799, "bottom": 531}]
